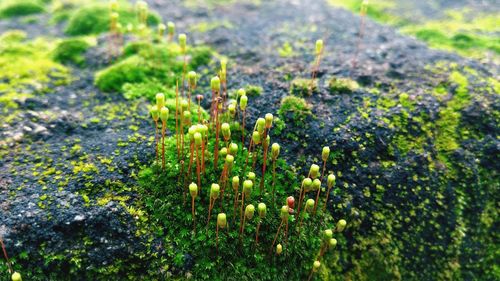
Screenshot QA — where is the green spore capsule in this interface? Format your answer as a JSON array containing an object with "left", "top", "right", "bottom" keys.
[
  {"left": 211, "top": 76, "right": 221, "bottom": 92},
  {"left": 247, "top": 172, "right": 256, "bottom": 181},
  {"left": 309, "top": 164, "right": 320, "bottom": 179},
  {"left": 237, "top": 88, "right": 246, "bottom": 97},
  {"left": 167, "top": 22, "right": 175, "bottom": 35},
  {"left": 256, "top": 118, "right": 265, "bottom": 134},
  {"left": 276, "top": 244, "right": 283, "bottom": 255},
  {"left": 228, "top": 104, "right": 236, "bottom": 115},
  {"left": 271, "top": 143, "right": 280, "bottom": 159},
  {"left": 160, "top": 107, "right": 169, "bottom": 122},
  {"left": 322, "top": 146, "right": 330, "bottom": 162},
  {"left": 312, "top": 179, "right": 321, "bottom": 191},
  {"left": 280, "top": 205, "right": 289, "bottom": 220},
  {"left": 110, "top": 12, "right": 119, "bottom": 22},
  {"left": 306, "top": 198, "right": 315, "bottom": 209},
  {"left": 329, "top": 238, "right": 337, "bottom": 248},
  {"left": 243, "top": 180, "right": 253, "bottom": 196},
  {"left": 188, "top": 71, "right": 197, "bottom": 88},
  {"left": 156, "top": 93, "right": 165, "bottom": 111},
  {"left": 150, "top": 106, "right": 159, "bottom": 121},
  {"left": 252, "top": 131, "right": 261, "bottom": 145},
  {"left": 189, "top": 182, "right": 198, "bottom": 198},
  {"left": 179, "top": 33, "right": 187, "bottom": 53},
  {"left": 327, "top": 174, "right": 336, "bottom": 188},
  {"left": 210, "top": 183, "right": 220, "bottom": 199},
  {"left": 315, "top": 39, "right": 324, "bottom": 56},
  {"left": 229, "top": 143, "right": 238, "bottom": 155},
  {"left": 323, "top": 229, "right": 333, "bottom": 241},
  {"left": 265, "top": 113, "right": 273, "bottom": 128},
  {"left": 11, "top": 272, "right": 22, "bottom": 281},
  {"left": 194, "top": 132, "right": 202, "bottom": 147},
  {"left": 258, "top": 203, "right": 267, "bottom": 218},
  {"left": 336, "top": 219, "right": 347, "bottom": 232},
  {"left": 239, "top": 95, "right": 248, "bottom": 110},
  {"left": 217, "top": 213, "right": 227, "bottom": 228},
  {"left": 158, "top": 23, "right": 166, "bottom": 36},
  {"left": 303, "top": 178, "right": 312, "bottom": 189},
  {"left": 313, "top": 260, "right": 321, "bottom": 272},
  {"left": 232, "top": 176, "right": 239, "bottom": 191},
  {"left": 225, "top": 154, "right": 234, "bottom": 168},
  {"left": 109, "top": 0, "right": 119, "bottom": 11},
  {"left": 221, "top": 123, "right": 231, "bottom": 139},
  {"left": 220, "top": 147, "right": 228, "bottom": 157},
  {"left": 245, "top": 204, "right": 255, "bottom": 219}
]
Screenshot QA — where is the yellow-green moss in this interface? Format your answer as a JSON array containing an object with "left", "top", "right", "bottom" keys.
[
  {"left": 290, "top": 78, "right": 317, "bottom": 96},
  {"left": 328, "top": 76, "right": 359, "bottom": 94},
  {"left": 52, "top": 38, "right": 91, "bottom": 66},
  {"left": 278, "top": 95, "right": 312, "bottom": 121},
  {"left": 0, "top": 0, "right": 44, "bottom": 19}
]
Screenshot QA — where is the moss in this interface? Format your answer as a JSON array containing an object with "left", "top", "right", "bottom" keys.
[
  {"left": 95, "top": 56, "right": 154, "bottom": 92},
  {"left": 278, "top": 95, "right": 312, "bottom": 119},
  {"left": 188, "top": 20, "right": 234, "bottom": 33},
  {"left": 0, "top": 0, "right": 44, "bottom": 19},
  {"left": 245, "top": 84, "right": 264, "bottom": 96},
  {"left": 278, "top": 42, "right": 295, "bottom": 57},
  {"left": 328, "top": 76, "right": 359, "bottom": 94},
  {"left": 0, "top": 34, "right": 71, "bottom": 109},
  {"left": 290, "top": 78, "right": 317, "bottom": 96},
  {"left": 65, "top": 4, "right": 160, "bottom": 36},
  {"left": 52, "top": 38, "right": 91, "bottom": 66}
]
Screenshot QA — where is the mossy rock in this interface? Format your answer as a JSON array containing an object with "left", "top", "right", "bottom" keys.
[
  {"left": 245, "top": 85, "right": 263, "bottom": 96},
  {"left": 290, "top": 78, "right": 317, "bottom": 96},
  {"left": 328, "top": 76, "right": 359, "bottom": 94},
  {"left": 65, "top": 4, "right": 160, "bottom": 36},
  {"left": 0, "top": 0, "right": 45, "bottom": 19},
  {"left": 52, "top": 38, "right": 90, "bottom": 66},
  {"left": 278, "top": 95, "right": 312, "bottom": 121}
]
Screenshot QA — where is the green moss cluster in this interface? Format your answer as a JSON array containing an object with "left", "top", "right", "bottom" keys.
[
  {"left": 0, "top": 0, "right": 44, "bottom": 19},
  {"left": 290, "top": 78, "right": 317, "bottom": 96},
  {"left": 245, "top": 84, "right": 263, "bottom": 96},
  {"left": 65, "top": 4, "right": 160, "bottom": 36},
  {"left": 278, "top": 95, "right": 312, "bottom": 121},
  {"left": 96, "top": 41, "right": 212, "bottom": 94},
  {"left": 52, "top": 38, "right": 91, "bottom": 66},
  {"left": 328, "top": 76, "right": 359, "bottom": 94}
]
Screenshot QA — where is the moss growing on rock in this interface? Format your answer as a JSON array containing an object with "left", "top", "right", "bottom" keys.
[
  {"left": 0, "top": 0, "right": 44, "bottom": 19},
  {"left": 278, "top": 95, "right": 312, "bottom": 121},
  {"left": 245, "top": 84, "right": 263, "bottom": 96},
  {"left": 328, "top": 76, "right": 359, "bottom": 94},
  {"left": 65, "top": 4, "right": 160, "bottom": 36},
  {"left": 290, "top": 78, "right": 317, "bottom": 96},
  {"left": 52, "top": 38, "right": 91, "bottom": 66}
]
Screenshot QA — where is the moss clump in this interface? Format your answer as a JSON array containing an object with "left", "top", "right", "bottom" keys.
[
  {"left": 52, "top": 38, "right": 90, "bottom": 66},
  {"left": 0, "top": 0, "right": 44, "bottom": 19},
  {"left": 245, "top": 84, "right": 263, "bottom": 96},
  {"left": 328, "top": 76, "right": 359, "bottom": 94},
  {"left": 290, "top": 78, "right": 317, "bottom": 96},
  {"left": 65, "top": 4, "right": 160, "bottom": 36},
  {"left": 278, "top": 95, "right": 312, "bottom": 121},
  {"left": 96, "top": 41, "right": 213, "bottom": 93}
]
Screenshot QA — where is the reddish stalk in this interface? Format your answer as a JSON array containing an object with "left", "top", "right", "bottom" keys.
[
  {"left": 272, "top": 159, "right": 277, "bottom": 206},
  {"left": 213, "top": 100, "right": 220, "bottom": 171},
  {"left": 239, "top": 193, "right": 246, "bottom": 235},
  {"left": 191, "top": 196, "right": 196, "bottom": 232},
  {"left": 269, "top": 219, "right": 284, "bottom": 255},
  {"left": 296, "top": 181, "right": 306, "bottom": 218},
  {"left": 161, "top": 120, "right": 166, "bottom": 170},
  {"left": 313, "top": 161, "right": 326, "bottom": 214},
  {"left": 185, "top": 142, "right": 194, "bottom": 190},
  {"left": 255, "top": 219, "right": 262, "bottom": 244},
  {"left": 206, "top": 197, "right": 217, "bottom": 228},
  {"left": 259, "top": 138, "right": 270, "bottom": 194},
  {"left": 0, "top": 238, "right": 13, "bottom": 274},
  {"left": 196, "top": 144, "right": 201, "bottom": 191},
  {"left": 241, "top": 110, "right": 246, "bottom": 145},
  {"left": 154, "top": 120, "right": 159, "bottom": 164}
]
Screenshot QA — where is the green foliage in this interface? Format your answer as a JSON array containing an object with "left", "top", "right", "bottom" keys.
[
  {"left": 52, "top": 38, "right": 90, "bottom": 66},
  {"left": 245, "top": 84, "right": 264, "bottom": 96},
  {"left": 95, "top": 42, "right": 213, "bottom": 93},
  {"left": 290, "top": 78, "right": 317, "bottom": 96},
  {"left": 328, "top": 76, "right": 359, "bottom": 94},
  {"left": 65, "top": 4, "right": 160, "bottom": 36},
  {"left": 278, "top": 95, "right": 312, "bottom": 120},
  {"left": 0, "top": 0, "right": 44, "bottom": 19}
]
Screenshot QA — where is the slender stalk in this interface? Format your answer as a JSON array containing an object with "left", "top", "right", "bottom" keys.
[
  {"left": 239, "top": 193, "right": 245, "bottom": 235},
  {"left": 192, "top": 196, "right": 196, "bottom": 232},
  {"left": 259, "top": 140, "right": 269, "bottom": 195},
  {"left": 313, "top": 161, "right": 326, "bottom": 214},
  {"left": 323, "top": 186, "right": 332, "bottom": 212},
  {"left": 272, "top": 159, "right": 277, "bottom": 207},
  {"left": 0, "top": 238, "right": 13, "bottom": 274},
  {"left": 243, "top": 139, "right": 254, "bottom": 176},
  {"left": 161, "top": 120, "right": 166, "bottom": 170},
  {"left": 185, "top": 142, "right": 194, "bottom": 191},
  {"left": 213, "top": 99, "right": 220, "bottom": 171},
  {"left": 154, "top": 120, "right": 159, "bottom": 164},
  {"left": 269, "top": 219, "right": 284, "bottom": 255},
  {"left": 241, "top": 110, "right": 246, "bottom": 145},
  {"left": 255, "top": 219, "right": 261, "bottom": 244},
  {"left": 296, "top": 181, "right": 306, "bottom": 218},
  {"left": 196, "top": 144, "right": 201, "bottom": 191}
]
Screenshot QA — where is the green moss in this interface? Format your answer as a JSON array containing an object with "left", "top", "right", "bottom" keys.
[
  {"left": 278, "top": 42, "right": 295, "bottom": 57},
  {"left": 188, "top": 20, "right": 234, "bottom": 33},
  {"left": 278, "top": 95, "right": 312, "bottom": 120},
  {"left": 290, "top": 78, "right": 317, "bottom": 96},
  {"left": 328, "top": 76, "right": 359, "bottom": 94},
  {"left": 0, "top": 33, "right": 71, "bottom": 109},
  {"left": 0, "top": 0, "right": 44, "bottom": 19},
  {"left": 52, "top": 38, "right": 91, "bottom": 66},
  {"left": 95, "top": 56, "right": 155, "bottom": 92},
  {"left": 245, "top": 84, "right": 263, "bottom": 96},
  {"left": 65, "top": 4, "right": 160, "bottom": 36}
]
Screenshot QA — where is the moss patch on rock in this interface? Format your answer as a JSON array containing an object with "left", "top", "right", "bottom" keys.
[
  {"left": 65, "top": 4, "right": 160, "bottom": 36},
  {"left": 328, "top": 76, "right": 359, "bottom": 94},
  {"left": 278, "top": 95, "right": 312, "bottom": 123},
  {"left": 52, "top": 38, "right": 91, "bottom": 66},
  {"left": 290, "top": 78, "right": 317, "bottom": 96},
  {"left": 0, "top": 0, "right": 45, "bottom": 19},
  {"left": 244, "top": 84, "right": 263, "bottom": 96}
]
